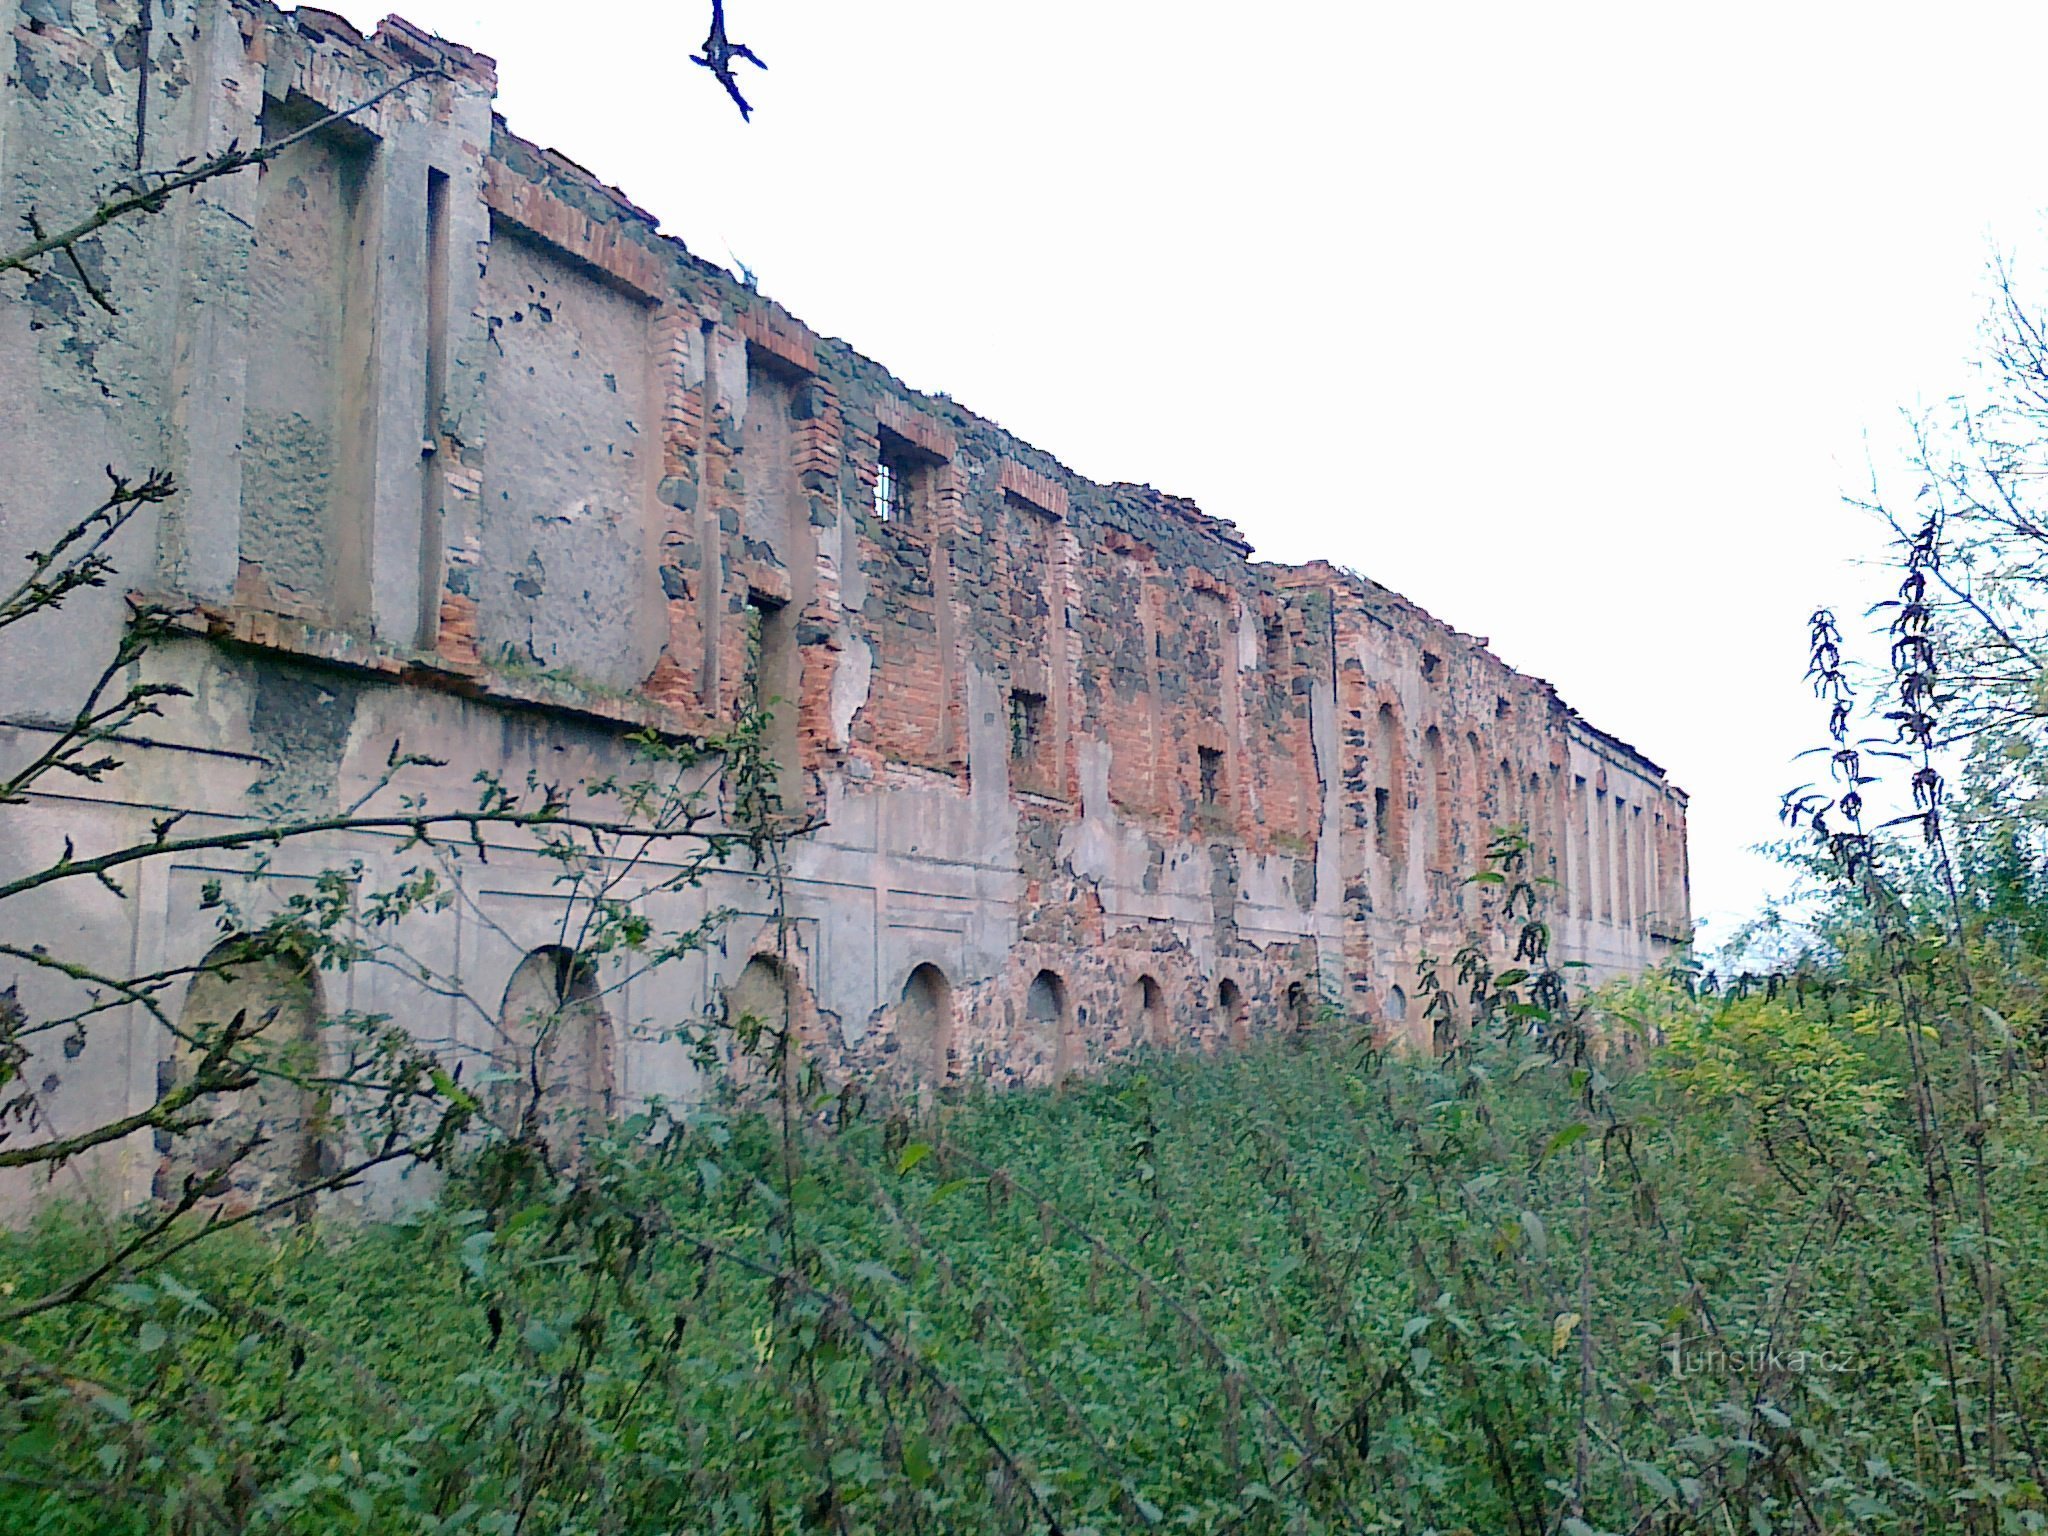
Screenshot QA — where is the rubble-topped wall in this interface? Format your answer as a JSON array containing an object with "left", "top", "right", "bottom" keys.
[{"left": 0, "top": 0, "right": 1688, "bottom": 1204}]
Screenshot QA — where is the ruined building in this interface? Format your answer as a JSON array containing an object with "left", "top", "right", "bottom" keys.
[{"left": 1, "top": 2, "right": 1689, "bottom": 1205}]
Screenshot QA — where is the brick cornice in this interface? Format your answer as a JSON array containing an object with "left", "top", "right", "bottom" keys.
[
  {"left": 876, "top": 398, "right": 955, "bottom": 462},
  {"left": 998, "top": 460, "right": 1068, "bottom": 519},
  {"left": 481, "top": 157, "right": 668, "bottom": 300}
]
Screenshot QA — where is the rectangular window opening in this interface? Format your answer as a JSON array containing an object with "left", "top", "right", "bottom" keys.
[
  {"left": 1009, "top": 689, "right": 1047, "bottom": 773},
  {"left": 1199, "top": 746, "right": 1225, "bottom": 806},
  {"left": 874, "top": 458, "right": 902, "bottom": 524},
  {"left": 416, "top": 166, "right": 451, "bottom": 648},
  {"left": 1574, "top": 775, "right": 1592, "bottom": 919},
  {"left": 745, "top": 591, "right": 802, "bottom": 813},
  {"left": 1595, "top": 786, "right": 1611, "bottom": 923},
  {"left": 874, "top": 432, "right": 934, "bottom": 528},
  {"left": 1374, "top": 786, "right": 1391, "bottom": 842}
]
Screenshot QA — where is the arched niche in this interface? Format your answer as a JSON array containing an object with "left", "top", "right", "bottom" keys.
[
  {"left": 1218, "top": 977, "right": 1249, "bottom": 1048},
  {"left": 1286, "top": 980, "right": 1316, "bottom": 1031},
  {"left": 896, "top": 962, "right": 954, "bottom": 1085},
  {"left": 161, "top": 938, "right": 326, "bottom": 1213},
  {"left": 1385, "top": 984, "right": 1409, "bottom": 1024},
  {"left": 1461, "top": 731, "right": 1488, "bottom": 917},
  {"left": 495, "top": 946, "right": 614, "bottom": 1152},
  {"left": 1026, "top": 969, "right": 1069, "bottom": 1075},
  {"left": 1372, "top": 702, "right": 1407, "bottom": 899},
  {"left": 1422, "top": 725, "right": 1450, "bottom": 887},
  {"left": 723, "top": 952, "right": 791, "bottom": 1082},
  {"left": 1130, "top": 973, "right": 1167, "bottom": 1047}
]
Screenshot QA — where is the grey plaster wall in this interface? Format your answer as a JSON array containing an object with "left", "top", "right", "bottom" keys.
[
  {"left": 475, "top": 225, "right": 663, "bottom": 686},
  {"left": 238, "top": 113, "right": 372, "bottom": 619}
]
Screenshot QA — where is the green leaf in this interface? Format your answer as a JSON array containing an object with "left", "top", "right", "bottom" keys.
[
  {"left": 136, "top": 1321, "right": 168, "bottom": 1354},
  {"left": 896, "top": 1142, "right": 931, "bottom": 1176},
  {"left": 853, "top": 1260, "right": 901, "bottom": 1289},
  {"left": 92, "top": 1393, "right": 133, "bottom": 1423},
  {"left": 1631, "top": 1461, "right": 1678, "bottom": 1504},
  {"left": 522, "top": 1319, "right": 561, "bottom": 1354},
  {"left": 1540, "top": 1122, "right": 1590, "bottom": 1162},
  {"left": 156, "top": 1272, "right": 214, "bottom": 1316},
  {"left": 460, "top": 1229, "right": 495, "bottom": 1281},
  {"left": 429, "top": 1067, "right": 480, "bottom": 1113},
  {"left": 901, "top": 1432, "right": 935, "bottom": 1487},
  {"left": 1520, "top": 1210, "right": 1548, "bottom": 1260}
]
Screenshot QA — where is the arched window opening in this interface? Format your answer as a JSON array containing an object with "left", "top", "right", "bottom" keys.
[
  {"left": 1286, "top": 980, "right": 1317, "bottom": 1031},
  {"left": 1462, "top": 730, "right": 1486, "bottom": 916},
  {"left": 1422, "top": 726, "right": 1451, "bottom": 906},
  {"left": 1385, "top": 984, "right": 1409, "bottom": 1024},
  {"left": 1026, "top": 969, "right": 1070, "bottom": 1075},
  {"left": 497, "top": 946, "right": 614, "bottom": 1154},
  {"left": 1373, "top": 704, "right": 1406, "bottom": 887},
  {"left": 897, "top": 963, "right": 954, "bottom": 1085},
  {"left": 1127, "top": 973, "right": 1168, "bottom": 1047},
  {"left": 722, "top": 953, "right": 791, "bottom": 1082},
  {"left": 163, "top": 939, "right": 326, "bottom": 1212},
  {"left": 1218, "top": 978, "right": 1250, "bottom": 1048}
]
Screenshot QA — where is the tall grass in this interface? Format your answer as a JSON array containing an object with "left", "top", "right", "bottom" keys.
[{"left": 6, "top": 973, "right": 2040, "bottom": 1534}]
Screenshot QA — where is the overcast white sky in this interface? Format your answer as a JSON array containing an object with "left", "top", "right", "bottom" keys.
[{"left": 322, "top": 0, "right": 2048, "bottom": 947}]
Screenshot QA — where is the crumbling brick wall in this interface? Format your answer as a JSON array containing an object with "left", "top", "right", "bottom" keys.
[{"left": 0, "top": 1, "right": 1690, "bottom": 1205}]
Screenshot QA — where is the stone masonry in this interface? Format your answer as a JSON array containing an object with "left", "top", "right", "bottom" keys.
[{"left": 1, "top": 1, "right": 1690, "bottom": 1207}]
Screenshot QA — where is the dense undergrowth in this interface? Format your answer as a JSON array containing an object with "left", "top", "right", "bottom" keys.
[{"left": 6, "top": 965, "right": 2044, "bottom": 1534}]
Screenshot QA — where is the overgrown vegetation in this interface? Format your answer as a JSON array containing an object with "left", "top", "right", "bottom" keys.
[{"left": 1, "top": 936, "right": 2043, "bottom": 1534}]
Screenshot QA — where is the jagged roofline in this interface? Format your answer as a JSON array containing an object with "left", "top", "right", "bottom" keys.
[
  {"left": 1278, "top": 561, "right": 1683, "bottom": 791},
  {"left": 261, "top": 0, "right": 1675, "bottom": 791}
]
